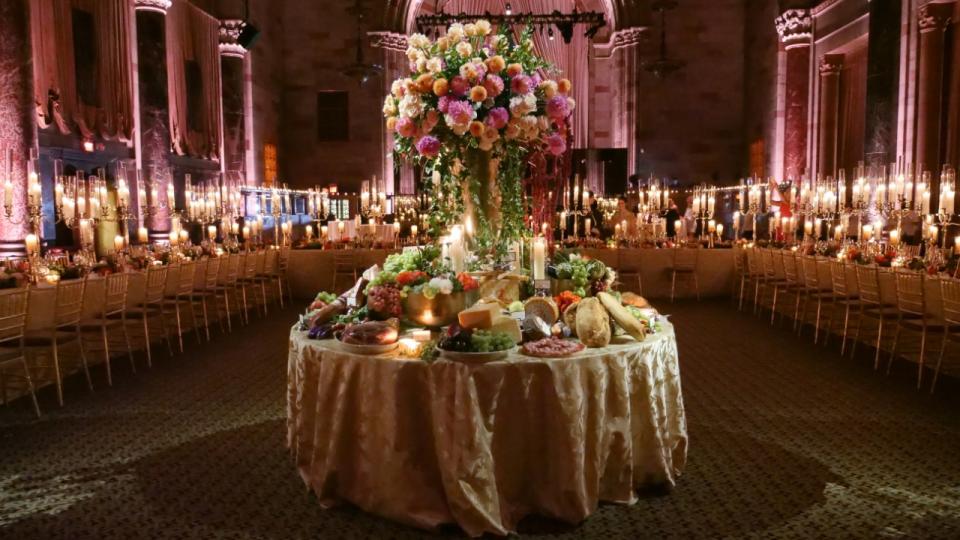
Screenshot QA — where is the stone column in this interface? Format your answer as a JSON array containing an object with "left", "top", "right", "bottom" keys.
[
  {"left": 219, "top": 19, "right": 248, "bottom": 182},
  {"left": 775, "top": 9, "right": 813, "bottom": 181},
  {"left": 135, "top": 0, "right": 172, "bottom": 238},
  {"left": 0, "top": 0, "right": 35, "bottom": 254},
  {"left": 817, "top": 54, "right": 844, "bottom": 178},
  {"left": 914, "top": 2, "right": 952, "bottom": 193},
  {"left": 863, "top": 0, "right": 902, "bottom": 168}
]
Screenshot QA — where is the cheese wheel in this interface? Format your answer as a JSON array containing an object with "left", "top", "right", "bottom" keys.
[
  {"left": 598, "top": 292, "right": 647, "bottom": 341},
  {"left": 575, "top": 297, "right": 610, "bottom": 348},
  {"left": 524, "top": 297, "right": 560, "bottom": 325},
  {"left": 490, "top": 314, "right": 522, "bottom": 344}
]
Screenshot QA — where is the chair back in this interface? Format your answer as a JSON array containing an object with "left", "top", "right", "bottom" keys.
[
  {"left": 894, "top": 270, "right": 925, "bottom": 317},
  {"left": 255, "top": 250, "right": 267, "bottom": 274},
  {"left": 672, "top": 247, "right": 698, "bottom": 271},
  {"left": 617, "top": 249, "right": 640, "bottom": 273},
  {"left": 334, "top": 252, "right": 354, "bottom": 273},
  {"left": 243, "top": 252, "right": 258, "bottom": 278},
  {"left": 829, "top": 260, "right": 853, "bottom": 298},
  {"left": 143, "top": 266, "right": 169, "bottom": 304},
  {"left": 855, "top": 265, "right": 883, "bottom": 307},
  {"left": 225, "top": 254, "right": 240, "bottom": 285},
  {"left": 801, "top": 257, "right": 821, "bottom": 290},
  {"left": 53, "top": 278, "right": 86, "bottom": 327},
  {"left": 102, "top": 272, "right": 129, "bottom": 316},
  {"left": 733, "top": 248, "right": 745, "bottom": 275},
  {"left": 900, "top": 245, "right": 921, "bottom": 258},
  {"left": 201, "top": 257, "right": 220, "bottom": 292},
  {"left": 782, "top": 251, "right": 800, "bottom": 285},
  {"left": 262, "top": 249, "right": 278, "bottom": 275},
  {"left": 941, "top": 279, "right": 960, "bottom": 326},
  {"left": 0, "top": 288, "right": 29, "bottom": 345},
  {"left": 176, "top": 261, "right": 196, "bottom": 295},
  {"left": 278, "top": 246, "right": 290, "bottom": 274},
  {"left": 760, "top": 249, "right": 774, "bottom": 278}
]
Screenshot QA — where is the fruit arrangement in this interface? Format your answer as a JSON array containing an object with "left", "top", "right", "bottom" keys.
[{"left": 547, "top": 251, "right": 616, "bottom": 297}]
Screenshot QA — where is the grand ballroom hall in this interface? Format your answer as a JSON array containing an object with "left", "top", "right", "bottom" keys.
[{"left": 2, "top": 0, "right": 960, "bottom": 538}]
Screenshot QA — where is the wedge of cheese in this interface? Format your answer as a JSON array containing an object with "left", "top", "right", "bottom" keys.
[
  {"left": 457, "top": 302, "right": 501, "bottom": 330},
  {"left": 490, "top": 314, "right": 522, "bottom": 344}
]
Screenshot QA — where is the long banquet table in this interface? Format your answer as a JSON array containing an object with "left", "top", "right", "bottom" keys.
[
  {"left": 287, "top": 324, "right": 688, "bottom": 536},
  {"left": 288, "top": 247, "right": 735, "bottom": 300}
]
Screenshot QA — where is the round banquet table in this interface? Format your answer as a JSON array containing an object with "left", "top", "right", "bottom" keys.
[{"left": 286, "top": 324, "right": 688, "bottom": 537}]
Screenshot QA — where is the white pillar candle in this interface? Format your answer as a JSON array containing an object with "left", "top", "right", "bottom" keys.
[
  {"left": 114, "top": 234, "right": 125, "bottom": 253},
  {"left": 410, "top": 224, "right": 418, "bottom": 238},
  {"left": 862, "top": 224, "right": 873, "bottom": 242},
  {"left": 716, "top": 224, "right": 724, "bottom": 237},
  {"left": 834, "top": 224, "right": 843, "bottom": 242},
  {"left": 208, "top": 225, "right": 217, "bottom": 241},
  {"left": 674, "top": 219, "right": 682, "bottom": 236},
  {"left": 888, "top": 229, "right": 899, "bottom": 246},
  {"left": 24, "top": 233, "right": 39, "bottom": 257},
  {"left": 532, "top": 236, "right": 547, "bottom": 280},
  {"left": 179, "top": 229, "right": 189, "bottom": 243},
  {"left": 4, "top": 179, "right": 12, "bottom": 208},
  {"left": 306, "top": 224, "right": 314, "bottom": 240},
  {"left": 169, "top": 230, "right": 179, "bottom": 245},
  {"left": 138, "top": 226, "right": 149, "bottom": 244},
  {"left": 954, "top": 235, "right": 960, "bottom": 255},
  {"left": 320, "top": 225, "right": 328, "bottom": 238},
  {"left": 584, "top": 218, "right": 591, "bottom": 235}
]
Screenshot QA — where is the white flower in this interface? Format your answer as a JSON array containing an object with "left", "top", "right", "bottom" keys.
[
  {"left": 409, "top": 33, "right": 430, "bottom": 49},
  {"left": 446, "top": 23, "right": 465, "bottom": 42},
  {"left": 509, "top": 93, "right": 537, "bottom": 117},
  {"left": 426, "top": 57, "right": 444, "bottom": 74},
  {"left": 475, "top": 20, "right": 492, "bottom": 36},
  {"left": 429, "top": 277, "right": 454, "bottom": 295},
  {"left": 490, "top": 35, "right": 505, "bottom": 49},
  {"left": 567, "top": 97, "right": 577, "bottom": 111},
  {"left": 390, "top": 80, "right": 404, "bottom": 97},
  {"left": 398, "top": 94, "right": 423, "bottom": 119},
  {"left": 382, "top": 96, "right": 397, "bottom": 116},
  {"left": 415, "top": 58, "right": 427, "bottom": 73},
  {"left": 406, "top": 47, "right": 425, "bottom": 63},
  {"left": 455, "top": 41, "right": 473, "bottom": 58}
]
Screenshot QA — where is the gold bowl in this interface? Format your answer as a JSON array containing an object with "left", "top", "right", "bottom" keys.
[{"left": 403, "top": 290, "right": 478, "bottom": 328}]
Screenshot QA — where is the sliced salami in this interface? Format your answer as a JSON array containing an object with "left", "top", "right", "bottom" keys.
[{"left": 521, "top": 337, "right": 586, "bottom": 358}]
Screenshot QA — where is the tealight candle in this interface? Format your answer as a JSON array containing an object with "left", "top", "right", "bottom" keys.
[
  {"left": 398, "top": 338, "right": 420, "bottom": 357},
  {"left": 411, "top": 329, "right": 432, "bottom": 342}
]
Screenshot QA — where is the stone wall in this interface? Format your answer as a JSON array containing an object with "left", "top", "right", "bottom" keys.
[
  {"left": 743, "top": 0, "right": 781, "bottom": 180},
  {"left": 632, "top": 0, "right": 746, "bottom": 186}
]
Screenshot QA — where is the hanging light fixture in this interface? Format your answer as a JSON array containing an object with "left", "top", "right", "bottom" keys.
[
  {"left": 642, "top": 0, "right": 685, "bottom": 79},
  {"left": 341, "top": 0, "right": 383, "bottom": 85},
  {"left": 505, "top": 2, "right": 512, "bottom": 16}
]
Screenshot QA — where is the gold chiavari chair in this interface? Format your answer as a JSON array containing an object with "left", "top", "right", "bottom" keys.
[
  {"left": 745, "top": 248, "right": 765, "bottom": 314},
  {"left": 670, "top": 246, "right": 700, "bottom": 302},
  {"left": 931, "top": 279, "right": 960, "bottom": 393},
  {"left": 616, "top": 249, "right": 643, "bottom": 296},
  {"left": 253, "top": 249, "right": 277, "bottom": 313},
  {"left": 888, "top": 271, "right": 946, "bottom": 389},
  {"left": 83, "top": 272, "right": 134, "bottom": 385},
  {"left": 238, "top": 251, "right": 268, "bottom": 323},
  {"left": 760, "top": 249, "right": 790, "bottom": 324},
  {"left": 798, "top": 257, "right": 835, "bottom": 344},
  {"left": 732, "top": 247, "right": 748, "bottom": 309},
  {"left": 163, "top": 261, "right": 197, "bottom": 353},
  {"left": 0, "top": 288, "right": 39, "bottom": 416},
  {"left": 333, "top": 251, "right": 358, "bottom": 293},
  {"left": 851, "top": 265, "right": 897, "bottom": 367},
  {"left": 824, "top": 259, "right": 859, "bottom": 354},
  {"left": 188, "top": 257, "right": 220, "bottom": 342},
  {"left": 128, "top": 265, "right": 173, "bottom": 367},
  {"left": 213, "top": 254, "right": 241, "bottom": 333},
  {"left": 781, "top": 250, "right": 805, "bottom": 328},
  {"left": 25, "top": 278, "right": 90, "bottom": 407},
  {"left": 274, "top": 246, "right": 291, "bottom": 307}
]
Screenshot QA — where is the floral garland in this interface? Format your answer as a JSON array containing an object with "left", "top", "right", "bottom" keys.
[{"left": 383, "top": 20, "right": 575, "bottom": 259}]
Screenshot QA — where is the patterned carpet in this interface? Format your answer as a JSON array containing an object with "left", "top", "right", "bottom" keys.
[{"left": 1, "top": 300, "right": 959, "bottom": 539}]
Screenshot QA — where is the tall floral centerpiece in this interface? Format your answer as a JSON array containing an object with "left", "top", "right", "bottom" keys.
[{"left": 384, "top": 20, "right": 575, "bottom": 261}]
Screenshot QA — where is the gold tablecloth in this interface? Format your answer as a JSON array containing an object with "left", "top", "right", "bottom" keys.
[{"left": 286, "top": 325, "right": 688, "bottom": 536}]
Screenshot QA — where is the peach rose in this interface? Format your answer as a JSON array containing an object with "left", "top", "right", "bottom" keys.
[
  {"left": 416, "top": 74, "right": 435, "bottom": 93},
  {"left": 469, "top": 85, "right": 488, "bottom": 103},
  {"left": 469, "top": 121, "right": 485, "bottom": 138},
  {"left": 485, "top": 55, "right": 506, "bottom": 74},
  {"left": 385, "top": 117, "right": 398, "bottom": 131},
  {"left": 433, "top": 78, "right": 449, "bottom": 96},
  {"left": 558, "top": 78, "right": 572, "bottom": 94}
]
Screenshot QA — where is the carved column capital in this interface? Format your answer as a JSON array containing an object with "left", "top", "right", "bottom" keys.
[
  {"left": 819, "top": 54, "right": 844, "bottom": 75},
  {"left": 134, "top": 0, "right": 172, "bottom": 14},
  {"left": 368, "top": 31, "right": 409, "bottom": 53},
  {"left": 219, "top": 19, "right": 247, "bottom": 57},
  {"left": 775, "top": 9, "right": 812, "bottom": 48},
  {"left": 918, "top": 2, "right": 953, "bottom": 33}
]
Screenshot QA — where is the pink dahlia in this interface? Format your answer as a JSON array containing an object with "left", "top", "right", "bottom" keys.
[
  {"left": 510, "top": 75, "right": 532, "bottom": 95},
  {"left": 484, "top": 107, "right": 509, "bottom": 129},
  {"left": 546, "top": 95, "right": 570, "bottom": 120},
  {"left": 446, "top": 100, "right": 475, "bottom": 126},
  {"left": 546, "top": 133, "right": 567, "bottom": 156},
  {"left": 450, "top": 76, "right": 470, "bottom": 96},
  {"left": 437, "top": 95, "right": 453, "bottom": 113},
  {"left": 415, "top": 136, "right": 441, "bottom": 158},
  {"left": 483, "top": 76, "right": 505, "bottom": 98},
  {"left": 395, "top": 117, "right": 417, "bottom": 138}
]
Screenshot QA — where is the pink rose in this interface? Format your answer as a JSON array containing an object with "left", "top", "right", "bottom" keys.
[{"left": 395, "top": 117, "right": 416, "bottom": 138}]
